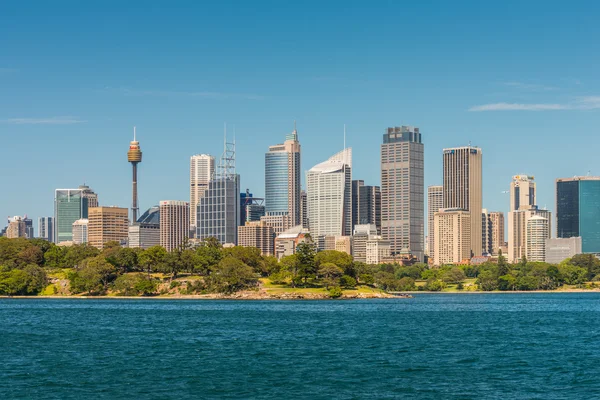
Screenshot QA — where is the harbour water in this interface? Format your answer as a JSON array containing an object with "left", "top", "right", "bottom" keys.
[{"left": 1, "top": 294, "right": 600, "bottom": 399}]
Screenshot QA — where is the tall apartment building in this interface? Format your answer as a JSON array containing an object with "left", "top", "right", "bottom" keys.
[
  {"left": 556, "top": 176, "right": 600, "bottom": 254},
  {"left": 238, "top": 220, "right": 275, "bottom": 256},
  {"left": 482, "top": 210, "right": 505, "bottom": 255},
  {"left": 72, "top": 218, "right": 89, "bottom": 244},
  {"left": 352, "top": 180, "right": 381, "bottom": 233},
  {"left": 306, "top": 148, "right": 352, "bottom": 242},
  {"left": 54, "top": 188, "right": 91, "bottom": 244},
  {"left": 427, "top": 185, "right": 443, "bottom": 261},
  {"left": 433, "top": 208, "right": 471, "bottom": 265},
  {"left": 38, "top": 217, "right": 54, "bottom": 243},
  {"left": 160, "top": 200, "right": 190, "bottom": 251},
  {"left": 510, "top": 175, "right": 536, "bottom": 211},
  {"left": 526, "top": 215, "right": 549, "bottom": 262},
  {"left": 300, "top": 190, "right": 308, "bottom": 229},
  {"left": 365, "top": 236, "right": 391, "bottom": 265},
  {"left": 6, "top": 216, "right": 27, "bottom": 238},
  {"left": 190, "top": 154, "right": 215, "bottom": 229},
  {"left": 508, "top": 206, "right": 551, "bottom": 263},
  {"left": 381, "top": 126, "right": 424, "bottom": 260},
  {"left": 128, "top": 206, "right": 160, "bottom": 249},
  {"left": 88, "top": 207, "right": 128, "bottom": 249},
  {"left": 264, "top": 126, "right": 301, "bottom": 234},
  {"left": 443, "top": 146, "right": 482, "bottom": 257}
]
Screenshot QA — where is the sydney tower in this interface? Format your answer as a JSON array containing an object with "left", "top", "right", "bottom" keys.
[{"left": 127, "top": 127, "right": 142, "bottom": 223}]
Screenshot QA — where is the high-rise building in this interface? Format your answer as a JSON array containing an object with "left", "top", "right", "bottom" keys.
[
  {"left": 264, "top": 125, "right": 302, "bottom": 232},
  {"left": 427, "top": 185, "right": 443, "bottom": 261},
  {"left": 545, "top": 237, "right": 582, "bottom": 264},
  {"left": 489, "top": 211, "right": 505, "bottom": 255},
  {"left": 190, "top": 154, "right": 215, "bottom": 229},
  {"left": 72, "top": 219, "right": 89, "bottom": 245},
  {"left": 433, "top": 208, "right": 471, "bottom": 265},
  {"left": 38, "top": 217, "right": 54, "bottom": 243},
  {"left": 526, "top": 215, "right": 549, "bottom": 262},
  {"left": 128, "top": 206, "right": 160, "bottom": 249},
  {"left": 300, "top": 190, "right": 308, "bottom": 229},
  {"left": 196, "top": 137, "right": 240, "bottom": 245},
  {"left": 510, "top": 175, "right": 536, "bottom": 212},
  {"left": 160, "top": 200, "right": 190, "bottom": 251},
  {"left": 334, "top": 236, "right": 352, "bottom": 255},
  {"left": 88, "top": 207, "right": 128, "bottom": 249},
  {"left": 381, "top": 126, "right": 424, "bottom": 260},
  {"left": 79, "top": 184, "right": 99, "bottom": 209},
  {"left": 127, "top": 127, "right": 142, "bottom": 223},
  {"left": 6, "top": 216, "right": 27, "bottom": 238},
  {"left": 237, "top": 220, "right": 275, "bottom": 256},
  {"left": 54, "top": 188, "right": 87, "bottom": 244},
  {"left": 352, "top": 180, "right": 381, "bottom": 234},
  {"left": 306, "top": 148, "right": 352, "bottom": 241},
  {"left": 508, "top": 206, "right": 552, "bottom": 263},
  {"left": 240, "top": 189, "right": 265, "bottom": 224},
  {"left": 443, "top": 146, "right": 483, "bottom": 257},
  {"left": 556, "top": 176, "right": 600, "bottom": 254},
  {"left": 351, "top": 224, "right": 378, "bottom": 263},
  {"left": 23, "top": 218, "right": 34, "bottom": 238}
]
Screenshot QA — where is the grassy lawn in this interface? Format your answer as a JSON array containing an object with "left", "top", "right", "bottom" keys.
[{"left": 259, "top": 278, "right": 386, "bottom": 295}]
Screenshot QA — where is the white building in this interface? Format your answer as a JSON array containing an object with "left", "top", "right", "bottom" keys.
[
  {"left": 160, "top": 200, "right": 190, "bottom": 252},
  {"left": 545, "top": 237, "right": 582, "bottom": 264},
  {"left": 433, "top": 209, "right": 471, "bottom": 265},
  {"left": 306, "top": 148, "right": 352, "bottom": 245},
  {"left": 526, "top": 215, "right": 549, "bottom": 262},
  {"left": 351, "top": 224, "right": 378, "bottom": 263},
  {"left": 508, "top": 206, "right": 551, "bottom": 263},
  {"left": 366, "top": 236, "right": 391, "bottom": 265},
  {"left": 427, "top": 185, "right": 443, "bottom": 261},
  {"left": 190, "top": 154, "right": 215, "bottom": 230},
  {"left": 72, "top": 218, "right": 89, "bottom": 245}
]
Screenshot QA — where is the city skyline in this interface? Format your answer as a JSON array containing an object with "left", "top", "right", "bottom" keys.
[{"left": 2, "top": 2, "right": 600, "bottom": 239}]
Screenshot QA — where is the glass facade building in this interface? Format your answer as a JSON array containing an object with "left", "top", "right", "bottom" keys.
[
  {"left": 196, "top": 176, "right": 240, "bottom": 245},
  {"left": 54, "top": 189, "right": 88, "bottom": 244},
  {"left": 556, "top": 177, "right": 600, "bottom": 254}
]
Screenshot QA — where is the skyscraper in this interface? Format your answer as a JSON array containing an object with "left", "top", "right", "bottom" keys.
[
  {"left": 238, "top": 220, "right": 275, "bottom": 256},
  {"left": 434, "top": 208, "right": 471, "bottom": 265},
  {"left": 381, "top": 126, "right": 424, "bottom": 260},
  {"left": 300, "top": 190, "right": 308, "bottom": 228},
  {"left": 88, "top": 206, "right": 129, "bottom": 249},
  {"left": 264, "top": 124, "right": 301, "bottom": 230},
  {"left": 38, "top": 217, "right": 54, "bottom": 243},
  {"left": 556, "top": 176, "right": 600, "bottom": 254},
  {"left": 160, "top": 200, "right": 190, "bottom": 251},
  {"left": 190, "top": 154, "right": 215, "bottom": 229},
  {"left": 427, "top": 185, "right": 443, "bottom": 261},
  {"left": 306, "top": 148, "right": 352, "bottom": 240},
  {"left": 508, "top": 206, "right": 551, "bottom": 263},
  {"left": 442, "top": 146, "right": 483, "bottom": 257},
  {"left": 510, "top": 175, "right": 536, "bottom": 211},
  {"left": 240, "top": 189, "right": 265, "bottom": 224},
  {"left": 127, "top": 127, "right": 142, "bottom": 223},
  {"left": 489, "top": 211, "right": 505, "bottom": 255},
  {"left": 79, "top": 184, "right": 99, "bottom": 209},
  {"left": 6, "top": 216, "right": 27, "bottom": 239},
  {"left": 196, "top": 136, "right": 240, "bottom": 245},
  {"left": 352, "top": 180, "right": 381, "bottom": 233},
  {"left": 54, "top": 188, "right": 89, "bottom": 244}
]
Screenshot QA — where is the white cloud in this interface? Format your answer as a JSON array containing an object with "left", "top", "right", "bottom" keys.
[
  {"left": 469, "top": 97, "right": 600, "bottom": 112},
  {"left": 1, "top": 116, "right": 86, "bottom": 125}
]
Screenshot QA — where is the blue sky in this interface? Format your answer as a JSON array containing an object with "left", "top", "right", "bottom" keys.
[{"left": 1, "top": 0, "right": 599, "bottom": 234}]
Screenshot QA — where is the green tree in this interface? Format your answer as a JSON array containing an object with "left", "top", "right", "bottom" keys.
[
  {"left": 107, "top": 247, "right": 138, "bottom": 273},
  {"left": 517, "top": 275, "right": 538, "bottom": 290},
  {"left": 442, "top": 267, "right": 467, "bottom": 284},
  {"left": 315, "top": 250, "right": 354, "bottom": 277},
  {"left": 113, "top": 274, "right": 157, "bottom": 296},
  {"left": 328, "top": 286, "right": 343, "bottom": 298},
  {"left": 424, "top": 279, "right": 445, "bottom": 291},
  {"left": 477, "top": 270, "right": 498, "bottom": 291},
  {"left": 280, "top": 254, "right": 301, "bottom": 286},
  {"left": 64, "top": 244, "right": 101, "bottom": 268},
  {"left": 340, "top": 275, "right": 357, "bottom": 288},
  {"left": 43, "top": 245, "right": 67, "bottom": 269},
  {"left": 138, "top": 246, "right": 167, "bottom": 275},
  {"left": 208, "top": 257, "right": 258, "bottom": 294},
  {"left": 295, "top": 242, "right": 317, "bottom": 284},
  {"left": 570, "top": 254, "right": 600, "bottom": 279},
  {"left": 0, "top": 269, "right": 31, "bottom": 295},
  {"left": 318, "top": 262, "right": 344, "bottom": 289},
  {"left": 22, "top": 265, "right": 48, "bottom": 294},
  {"left": 497, "top": 249, "right": 509, "bottom": 276},
  {"left": 18, "top": 246, "right": 44, "bottom": 266},
  {"left": 498, "top": 274, "right": 517, "bottom": 291},
  {"left": 397, "top": 277, "right": 416, "bottom": 291}
]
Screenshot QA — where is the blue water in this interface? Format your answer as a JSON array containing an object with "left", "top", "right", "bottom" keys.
[{"left": 1, "top": 294, "right": 600, "bottom": 399}]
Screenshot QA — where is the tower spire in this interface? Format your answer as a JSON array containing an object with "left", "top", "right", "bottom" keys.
[
  {"left": 344, "top": 124, "right": 346, "bottom": 150},
  {"left": 133, "top": 126, "right": 136, "bottom": 141}
]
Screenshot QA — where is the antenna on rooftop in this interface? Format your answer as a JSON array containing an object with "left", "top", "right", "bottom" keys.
[{"left": 344, "top": 124, "right": 346, "bottom": 150}]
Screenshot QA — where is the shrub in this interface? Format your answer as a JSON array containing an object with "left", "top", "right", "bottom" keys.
[
  {"left": 340, "top": 275, "right": 357, "bottom": 288},
  {"left": 328, "top": 286, "right": 343, "bottom": 298}
]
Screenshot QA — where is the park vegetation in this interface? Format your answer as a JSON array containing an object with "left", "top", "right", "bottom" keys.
[{"left": 0, "top": 237, "right": 599, "bottom": 296}]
